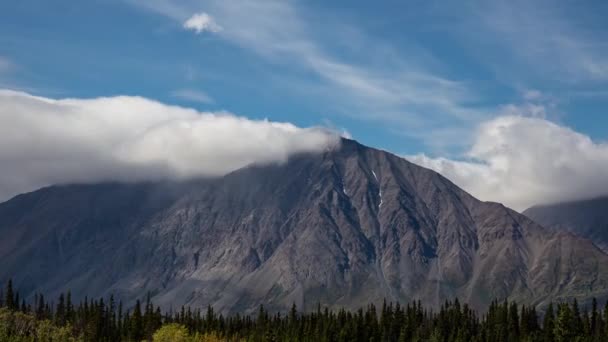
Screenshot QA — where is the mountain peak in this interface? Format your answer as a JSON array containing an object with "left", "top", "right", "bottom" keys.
[{"left": 1, "top": 139, "right": 608, "bottom": 313}]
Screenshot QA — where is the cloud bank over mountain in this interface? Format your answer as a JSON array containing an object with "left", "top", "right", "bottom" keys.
[
  {"left": 0, "top": 90, "right": 338, "bottom": 202},
  {"left": 409, "top": 115, "right": 608, "bottom": 211},
  {"left": 2, "top": 89, "right": 607, "bottom": 211}
]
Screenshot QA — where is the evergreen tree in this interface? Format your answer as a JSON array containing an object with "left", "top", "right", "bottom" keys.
[
  {"left": 55, "top": 293, "right": 66, "bottom": 326},
  {"left": 130, "top": 299, "right": 143, "bottom": 341},
  {"left": 5, "top": 279, "right": 14, "bottom": 310},
  {"left": 66, "top": 291, "right": 74, "bottom": 323},
  {"left": 1, "top": 280, "right": 608, "bottom": 342},
  {"left": 604, "top": 301, "right": 608, "bottom": 341},
  {"left": 591, "top": 297, "right": 599, "bottom": 336},
  {"left": 13, "top": 290, "right": 19, "bottom": 312},
  {"left": 543, "top": 303, "right": 555, "bottom": 342},
  {"left": 572, "top": 298, "right": 583, "bottom": 336},
  {"left": 508, "top": 301, "right": 520, "bottom": 341},
  {"left": 554, "top": 303, "right": 575, "bottom": 342}
]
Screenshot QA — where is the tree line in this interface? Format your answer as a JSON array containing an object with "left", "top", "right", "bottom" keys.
[{"left": 1, "top": 279, "right": 608, "bottom": 341}]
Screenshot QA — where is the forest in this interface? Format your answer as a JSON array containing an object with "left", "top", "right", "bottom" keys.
[{"left": 1, "top": 279, "right": 608, "bottom": 341}]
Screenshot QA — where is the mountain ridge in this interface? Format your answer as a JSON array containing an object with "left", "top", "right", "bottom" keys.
[
  {"left": 1, "top": 138, "right": 607, "bottom": 314},
  {"left": 524, "top": 196, "right": 608, "bottom": 253}
]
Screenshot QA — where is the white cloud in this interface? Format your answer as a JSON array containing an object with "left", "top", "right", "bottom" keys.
[
  {"left": 170, "top": 88, "right": 214, "bottom": 104},
  {"left": 408, "top": 115, "right": 608, "bottom": 211},
  {"left": 0, "top": 89, "right": 339, "bottom": 202},
  {"left": 183, "top": 12, "right": 221, "bottom": 34}
]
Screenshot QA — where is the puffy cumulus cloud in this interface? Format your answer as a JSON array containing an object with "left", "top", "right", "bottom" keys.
[
  {"left": 408, "top": 115, "right": 608, "bottom": 211},
  {"left": 0, "top": 90, "right": 339, "bottom": 202},
  {"left": 183, "top": 12, "right": 222, "bottom": 34}
]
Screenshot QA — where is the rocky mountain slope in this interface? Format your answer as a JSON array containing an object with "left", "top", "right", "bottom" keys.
[
  {"left": 1, "top": 138, "right": 608, "bottom": 313},
  {"left": 524, "top": 197, "right": 608, "bottom": 253}
]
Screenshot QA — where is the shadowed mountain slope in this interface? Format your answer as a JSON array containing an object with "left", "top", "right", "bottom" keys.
[{"left": 525, "top": 196, "right": 608, "bottom": 253}]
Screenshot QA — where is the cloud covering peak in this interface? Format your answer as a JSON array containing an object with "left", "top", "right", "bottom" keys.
[
  {"left": 0, "top": 90, "right": 338, "bottom": 202},
  {"left": 409, "top": 115, "right": 608, "bottom": 211}
]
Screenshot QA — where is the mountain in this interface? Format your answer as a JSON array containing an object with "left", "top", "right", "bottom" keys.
[
  {"left": 524, "top": 197, "right": 608, "bottom": 253},
  {"left": 1, "top": 138, "right": 608, "bottom": 314}
]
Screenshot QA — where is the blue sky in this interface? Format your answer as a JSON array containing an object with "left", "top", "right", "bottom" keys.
[
  {"left": 1, "top": 0, "right": 606, "bottom": 155},
  {"left": 1, "top": 0, "right": 608, "bottom": 209}
]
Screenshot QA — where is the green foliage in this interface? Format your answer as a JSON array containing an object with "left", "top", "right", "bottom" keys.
[
  {"left": 36, "top": 320, "right": 81, "bottom": 342},
  {"left": 153, "top": 323, "right": 191, "bottom": 341},
  {"left": 0, "top": 307, "right": 82, "bottom": 342}
]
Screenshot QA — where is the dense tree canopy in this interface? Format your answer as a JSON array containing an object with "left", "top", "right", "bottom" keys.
[{"left": 1, "top": 279, "right": 607, "bottom": 341}]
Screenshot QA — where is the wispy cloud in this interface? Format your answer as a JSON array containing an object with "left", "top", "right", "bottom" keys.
[
  {"left": 523, "top": 89, "right": 542, "bottom": 101},
  {"left": 130, "top": 0, "right": 608, "bottom": 159},
  {"left": 0, "top": 56, "right": 33, "bottom": 93},
  {"left": 213, "top": 1, "right": 483, "bottom": 122},
  {"left": 0, "top": 56, "right": 14, "bottom": 73},
  {"left": 463, "top": 0, "right": 608, "bottom": 84},
  {"left": 127, "top": 0, "right": 488, "bottom": 150},
  {"left": 171, "top": 88, "right": 214, "bottom": 104}
]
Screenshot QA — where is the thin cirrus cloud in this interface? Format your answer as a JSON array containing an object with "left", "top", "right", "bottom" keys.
[
  {"left": 127, "top": 0, "right": 608, "bottom": 150},
  {"left": 408, "top": 114, "right": 608, "bottom": 211},
  {"left": 129, "top": 0, "right": 486, "bottom": 147},
  {"left": 0, "top": 89, "right": 339, "bottom": 202},
  {"left": 170, "top": 88, "right": 215, "bottom": 104},
  {"left": 459, "top": 0, "right": 608, "bottom": 84},
  {"left": 0, "top": 56, "right": 14, "bottom": 73},
  {"left": 183, "top": 12, "right": 222, "bottom": 34}
]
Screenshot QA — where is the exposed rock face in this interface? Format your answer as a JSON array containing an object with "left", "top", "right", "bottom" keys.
[
  {"left": 1, "top": 138, "right": 608, "bottom": 313},
  {"left": 524, "top": 197, "right": 608, "bottom": 253}
]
